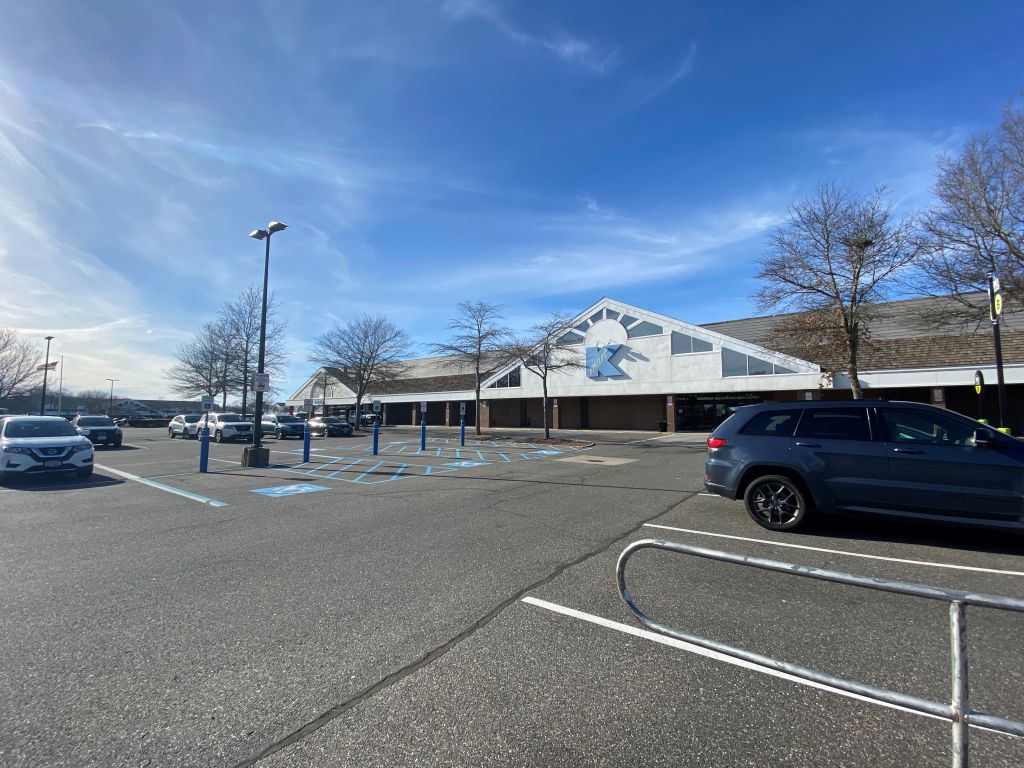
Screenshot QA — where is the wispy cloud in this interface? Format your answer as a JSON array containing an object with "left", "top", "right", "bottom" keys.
[{"left": 442, "top": 0, "right": 619, "bottom": 73}]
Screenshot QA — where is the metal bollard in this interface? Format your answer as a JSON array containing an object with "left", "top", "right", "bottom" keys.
[
  {"left": 302, "top": 423, "right": 311, "bottom": 463},
  {"left": 420, "top": 417, "right": 426, "bottom": 451},
  {"left": 460, "top": 417, "right": 465, "bottom": 446},
  {"left": 372, "top": 420, "right": 379, "bottom": 456},
  {"left": 199, "top": 427, "right": 210, "bottom": 473}
]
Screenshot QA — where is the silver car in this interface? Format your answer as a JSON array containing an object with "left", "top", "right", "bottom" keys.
[
  {"left": 203, "top": 413, "right": 255, "bottom": 443},
  {"left": 168, "top": 414, "right": 204, "bottom": 439}
]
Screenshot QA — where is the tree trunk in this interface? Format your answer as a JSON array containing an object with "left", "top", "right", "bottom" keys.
[
  {"left": 847, "top": 323, "right": 863, "bottom": 400},
  {"left": 354, "top": 395, "right": 363, "bottom": 430},
  {"left": 542, "top": 377, "right": 550, "bottom": 440},
  {"left": 474, "top": 383, "right": 482, "bottom": 436}
]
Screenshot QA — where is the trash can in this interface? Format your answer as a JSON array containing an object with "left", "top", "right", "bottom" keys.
[{"left": 657, "top": 420, "right": 667, "bottom": 432}]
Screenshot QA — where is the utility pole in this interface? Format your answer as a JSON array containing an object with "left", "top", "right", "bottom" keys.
[{"left": 988, "top": 273, "right": 1007, "bottom": 429}]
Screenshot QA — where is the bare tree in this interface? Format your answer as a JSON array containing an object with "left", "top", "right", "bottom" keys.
[
  {"left": 221, "top": 285, "right": 288, "bottom": 417},
  {"left": 430, "top": 301, "right": 508, "bottom": 435},
  {"left": 0, "top": 329, "right": 41, "bottom": 398},
  {"left": 311, "top": 315, "right": 411, "bottom": 429},
  {"left": 754, "top": 183, "right": 918, "bottom": 399},
  {"left": 917, "top": 102, "right": 1024, "bottom": 322},
  {"left": 506, "top": 312, "right": 584, "bottom": 439},
  {"left": 166, "top": 320, "right": 233, "bottom": 408}
]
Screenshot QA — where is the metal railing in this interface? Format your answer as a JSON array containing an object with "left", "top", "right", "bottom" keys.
[{"left": 616, "top": 538, "right": 1024, "bottom": 768}]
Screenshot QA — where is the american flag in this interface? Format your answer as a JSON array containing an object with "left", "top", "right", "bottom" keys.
[{"left": 36, "top": 361, "right": 58, "bottom": 371}]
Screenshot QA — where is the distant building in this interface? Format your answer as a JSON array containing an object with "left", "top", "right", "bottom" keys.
[{"left": 288, "top": 295, "right": 1024, "bottom": 432}]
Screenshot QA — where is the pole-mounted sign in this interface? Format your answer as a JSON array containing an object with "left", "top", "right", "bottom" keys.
[
  {"left": 420, "top": 401, "right": 428, "bottom": 413},
  {"left": 974, "top": 370, "right": 984, "bottom": 395},
  {"left": 252, "top": 372, "right": 271, "bottom": 393},
  {"left": 373, "top": 399, "right": 382, "bottom": 413},
  {"left": 201, "top": 395, "right": 215, "bottom": 411},
  {"left": 459, "top": 402, "right": 466, "bottom": 416}
]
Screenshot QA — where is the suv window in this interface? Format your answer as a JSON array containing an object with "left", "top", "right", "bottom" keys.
[
  {"left": 740, "top": 410, "right": 801, "bottom": 437},
  {"left": 794, "top": 407, "right": 871, "bottom": 441},
  {"left": 880, "top": 408, "right": 978, "bottom": 446}
]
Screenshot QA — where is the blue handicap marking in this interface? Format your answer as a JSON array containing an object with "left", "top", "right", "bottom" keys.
[
  {"left": 444, "top": 460, "right": 490, "bottom": 468},
  {"left": 252, "top": 483, "right": 330, "bottom": 497},
  {"left": 533, "top": 450, "right": 562, "bottom": 456}
]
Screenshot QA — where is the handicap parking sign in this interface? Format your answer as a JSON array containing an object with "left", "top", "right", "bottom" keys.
[{"left": 251, "top": 483, "right": 330, "bottom": 498}]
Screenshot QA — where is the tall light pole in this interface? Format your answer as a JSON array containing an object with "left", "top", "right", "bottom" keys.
[
  {"left": 245, "top": 221, "right": 287, "bottom": 465},
  {"left": 106, "top": 378, "right": 120, "bottom": 417},
  {"left": 39, "top": 336, "right": 55, "bottom": 415}
]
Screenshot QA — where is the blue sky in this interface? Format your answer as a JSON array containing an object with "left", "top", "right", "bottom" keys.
[{"left": 1, "top": 0, "right": 1021, "bottom": 400}]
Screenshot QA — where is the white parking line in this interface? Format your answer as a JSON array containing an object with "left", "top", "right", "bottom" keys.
[
  {"left": 643, "top": 524, "right": 1024, "bottom": 577},
  {"left": 521, "top": 596, "right": 1000, "bottom": 730},
  {"left": 94, "top": 464, "right": 228, "bottom": 507}
]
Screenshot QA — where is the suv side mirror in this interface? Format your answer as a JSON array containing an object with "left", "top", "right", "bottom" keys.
[{"left": 974, "top": 428, "right": 993, "bottom": 447}]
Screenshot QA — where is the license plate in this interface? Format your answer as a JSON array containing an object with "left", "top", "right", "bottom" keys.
[{"left": 44, "top": 460, "right": 61, "bottom": 468}]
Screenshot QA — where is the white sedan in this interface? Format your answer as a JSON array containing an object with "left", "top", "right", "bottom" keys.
[{"left": 0, "top": 416, "right": 94, "bottom": 480}]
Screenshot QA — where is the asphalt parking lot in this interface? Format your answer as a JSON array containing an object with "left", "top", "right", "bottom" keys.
[{"left": 1, "top": 426, "right": 1022, "bottom": 767}]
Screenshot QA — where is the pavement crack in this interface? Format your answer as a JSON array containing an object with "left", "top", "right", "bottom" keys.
[{"left": 231, "top": 491, "right": 695, "bottom": 767}]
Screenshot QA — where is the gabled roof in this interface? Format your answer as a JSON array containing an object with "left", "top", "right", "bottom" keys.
[{"left": 480, "top": 296, "right": 820, "bottom": 386}]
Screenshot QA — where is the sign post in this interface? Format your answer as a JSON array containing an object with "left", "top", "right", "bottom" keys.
[
  {"left": 459, "top": 401, "right": 466, "bottom": 446},
  {"left": 974, "top": 370, "right": 985, "bottom": 422},
  {"left": 988, "top": 273, "right": 1007, "bottom": 429},
  {"left": 420, "top": 401, "right": 427, "bottom": 451}
]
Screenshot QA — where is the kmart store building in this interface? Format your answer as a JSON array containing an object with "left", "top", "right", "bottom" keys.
[{"left": 288, "top": 296, "right": 1024, "bottom": 433}]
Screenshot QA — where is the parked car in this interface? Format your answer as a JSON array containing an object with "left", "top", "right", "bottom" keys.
[
  {"left": 307, "top": 416, "right": 353, "bottom": 437},
  {"left": 71, "top": 415, "right": 123, "bottom": 448},
  {"left": 262, "top": 413, "right": 306, "bottom": 439},
  {"left": 0, "top": 416, "right": 94, "bottom": 480},
  {"left": 704, "top": 400, "right": 1022, "bottom": 533},
  {"left": 203, "top": 413, "right": 255, "bottom": 443},
  {"left": 168, "top": 414, "right": 204, "bottom": 439}
]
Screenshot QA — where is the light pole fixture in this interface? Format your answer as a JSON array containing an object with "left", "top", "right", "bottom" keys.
[
  {"left": 245, "top": 221, "right": 288, "bottom": 466},
  {"left": 106, "top": 378, "right": 120, "bottom": 417},
  {"left": 39, "top": 335, "right": 55, "bottom": 415}
]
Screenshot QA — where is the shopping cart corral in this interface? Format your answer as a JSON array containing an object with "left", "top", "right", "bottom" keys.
[{"left": 616, "top": 539, "right": 1024, "bottom": 768}]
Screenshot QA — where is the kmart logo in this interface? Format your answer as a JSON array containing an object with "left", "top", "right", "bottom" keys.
[{"left": 585, "top": 344, "right": 624, "bottom": 378}]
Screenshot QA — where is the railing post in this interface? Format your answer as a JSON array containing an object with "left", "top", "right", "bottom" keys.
[
  {"left": 302, "top": 422, "right": 311, "bottom": 464},
  {"left": 199, "top": 427, "right": 209, "bottom": 473},
  {"left": 950, "top": 601, "right": 969, "bottom": 768},
  {"left": 372, "top": 419, "right": 379, "bottom": 456}
]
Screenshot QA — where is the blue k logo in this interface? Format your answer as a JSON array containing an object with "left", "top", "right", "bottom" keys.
[{"left": 586, "top": 344, "right": 624, "bottom": 378}]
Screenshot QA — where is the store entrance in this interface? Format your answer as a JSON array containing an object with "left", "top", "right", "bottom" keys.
[{"left": 676, "top": 393, "right": 766, "bottom": 431}]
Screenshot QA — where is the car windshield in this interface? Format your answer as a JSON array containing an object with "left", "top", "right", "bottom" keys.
[
  {"left": 4, "top": 419, "right": 79, "bottom": 438},
  {"left": 77, "top": 417, "right": 115, "bottom": 427},
  {"left": 276, "top": 415, "right": 301, "bottom": 423},
  {"left": 218, "top": 414, "right": 245, "bottom": 421},
  {"left": 184, "top": 415, "right": 203, "bottom": 423}
]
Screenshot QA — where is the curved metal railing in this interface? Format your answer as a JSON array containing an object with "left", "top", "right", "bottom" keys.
[{"left": 616, "top": 538, "right": 1024, "bottom": 767}]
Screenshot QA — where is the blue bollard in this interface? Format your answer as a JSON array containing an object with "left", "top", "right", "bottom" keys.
[
  {"left": 372, "top": 420, "right": 379, "bottom": 456},
  {"left": 199, "top": 427, "right": 210, "bottom": 473},
  {"left": 460, "top": 417, "right": 465, "bottom": 446},
  {"left": 302, "top": 423, "right": 311, "bottom": 463},
  {"left": 420, "top": 417, "right": 426, "bottom": 451}
]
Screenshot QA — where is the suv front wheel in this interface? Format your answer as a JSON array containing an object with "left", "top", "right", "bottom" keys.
[{"left": 743, "top": 475, "right": 811, "bottom": 531}]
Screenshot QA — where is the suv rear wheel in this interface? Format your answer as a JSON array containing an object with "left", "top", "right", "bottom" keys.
[{"left": 743, "top": 475, "right": 810, "bottom": 531}]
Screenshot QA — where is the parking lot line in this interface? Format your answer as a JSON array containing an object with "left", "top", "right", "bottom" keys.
[
  {"left": 643, "top": 524, "right": 1024, "bottom": 577},
  {"left": 95, "top": 464, "right": 229, "bottom": 508},
  {"left": 521, "top": 596, "right": 973, "bottom": 728}
]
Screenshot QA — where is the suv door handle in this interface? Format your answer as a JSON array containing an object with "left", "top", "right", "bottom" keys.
[
  {"left": 892, "top": 447, "right": 924, "bottom": 454},
  {"left": 793, "top": 441, "right": 821, "bottom": 448}
]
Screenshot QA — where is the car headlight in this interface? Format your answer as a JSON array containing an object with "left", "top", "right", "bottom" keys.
[
  {"left": 3, "top": 446, "right": 32, "bottom": 454},
  {"left": 71, "top": 443, "right": 92, "bottom": 453}
]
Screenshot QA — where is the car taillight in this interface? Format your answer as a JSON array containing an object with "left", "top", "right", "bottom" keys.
[{"left": 707, "top": 436, "right": 727, "bottom": 449}]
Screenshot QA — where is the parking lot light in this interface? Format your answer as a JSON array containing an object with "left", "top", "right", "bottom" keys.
[{"left": 244, "top": 221, "right": 287, "bottom": 467}]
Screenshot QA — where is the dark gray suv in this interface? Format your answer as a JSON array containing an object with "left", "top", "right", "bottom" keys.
[{"left": 704, "top": 400, "right": 1023, "bottom": 533}]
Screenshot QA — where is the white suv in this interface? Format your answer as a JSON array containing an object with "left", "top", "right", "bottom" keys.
[
  {"left": 203, "top": 413, "right": 255, "bottom": 443},
  {"left": 0, "top": 416, "right": 94, "bottom": 480},
  {"left": 168, "top": 414, "right": 204, "bottom": 439}
]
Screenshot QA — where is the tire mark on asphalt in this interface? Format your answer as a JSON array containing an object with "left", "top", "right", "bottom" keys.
[{"left": 230, "top": 491, "right": 698, "bottom": 768}]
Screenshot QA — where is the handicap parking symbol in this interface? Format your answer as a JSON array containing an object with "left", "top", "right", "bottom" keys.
[
  {"left": 533, "top": 450, "right": 562, "bottom": 456},
  {"left": 444, "top": 460, "right": 490, "bottom": 468},
  {"left": 252, "top": 483, "right": 330, "bottom": 498}
]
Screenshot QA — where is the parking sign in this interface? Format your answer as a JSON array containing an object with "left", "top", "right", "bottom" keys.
[
  {"left": 459, "top": 402, "right": 466, "bottom": 416},
  {"left": 201, "top": 395, "right": 215, "bottom": 411},
  {"left": 420, "top": 401, "right": 427, "bottom": 413},
  {"left": 373, "top": 399, "right": 381, "bottom": 413},
  {"left": 252, "top": 372, "right": 270, "bottom": 393}
]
